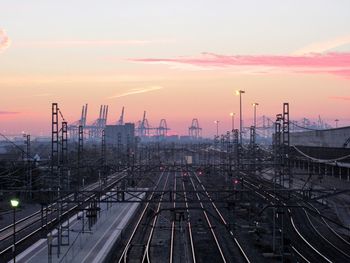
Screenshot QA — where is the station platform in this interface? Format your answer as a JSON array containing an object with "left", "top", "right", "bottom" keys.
[{"left": 13, "top": 193, "right": 144, "bottom": 263}]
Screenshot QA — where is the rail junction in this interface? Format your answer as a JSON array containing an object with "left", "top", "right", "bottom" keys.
[{"left": 1, "top": 102, "right": 350, "bottom": 262}]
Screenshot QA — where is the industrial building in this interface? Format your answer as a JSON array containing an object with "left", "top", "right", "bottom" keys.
[
  {"left": 105, "top": 123, "right": 136, "bottom": 153},
  {"left": 290, "top": 126, "right": 350, "bottom": 148}
]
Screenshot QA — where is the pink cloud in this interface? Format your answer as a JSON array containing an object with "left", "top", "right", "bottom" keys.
[
  {"left": 130, "top": 52, "right": 350, "bottom": 68},
  {"left": 0, "top": 111, "right": 19, "bottom": 115},
  {"left": 329, "top": 96, "right": 350, "bottom": 101},
  {"left": 0, "top": 28, "right": 10, "bottom": 52},
  {"left": 297, "top": 68, "right": 350, "bottom": 79},
  {"left": 129, "top": 52, "right": 350, "bottom": 78}
]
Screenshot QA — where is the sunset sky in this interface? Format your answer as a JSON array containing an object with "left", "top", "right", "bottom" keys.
[{"left": 1, "top": 0, "right": 350, "bottom": 136}]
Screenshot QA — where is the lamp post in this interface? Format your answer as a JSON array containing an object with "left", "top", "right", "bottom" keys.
[
  {"left": 252, "top": 102, "right": 259, "bottom": 128},
  {"left": 230, "top": 113, "right": 235, "bottom": 131},
  {"left": 214, "top": 120, "right": 220, "bottom": 137},
  {"left": 10, "top": 198, "right": 19, "bottom": 263},
  {"left": 236, "top": 90, "right": 245, "bottom": 144}
]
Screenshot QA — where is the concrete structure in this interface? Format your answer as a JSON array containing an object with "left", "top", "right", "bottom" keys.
[
  {"left": 290, "top": 126, "right": 350, "bottom": 148},
  {"left": 105, "top": 123, "right": 135, "bottom": 153},
  {"left": 14, "top": 192, "right": 144, "bottom": 263}
]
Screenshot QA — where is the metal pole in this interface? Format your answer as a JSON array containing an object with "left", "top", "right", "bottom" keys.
[
  {"left": 78, "top": 125, "right": 83, "bottom": 189},
  {"left": 230, "top": 114, "right": 235, "bottom": 131},
  {"left": 240, "top": 93, "right": 242, "bottom": 144},
  {"left": 252, "top": 103, "right": 259, "bottom": 128},
  {"left": 272, "top": 207, "right": 276, "bottom": 253},
  {"left": 216, "top": 121, "right": 219, "bottom": 137},
  {"left": 254, "top": 105, "right": 257, "bottom": 128},
  {"left": 13, "top": 207, "right": 16, "bottom": 263},
  {"left": 232, "top": 115, "right": 235, "bottom": 131}
]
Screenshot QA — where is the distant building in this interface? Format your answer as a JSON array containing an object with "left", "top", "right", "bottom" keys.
[{"left": 105, "top": 123, "right": 136, "bottom": 153}]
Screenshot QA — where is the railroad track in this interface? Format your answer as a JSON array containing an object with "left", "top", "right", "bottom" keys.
[
  {"left": 117, "top": 169, "right": 169, "bottom": 263},
  {"left": 117, "top": 166, "right": 251, "bottom": 263},
  {"left": 168, "top": 170, "right": 196, "bottom": 263},
  {"left": 169, "top": 171, "right": 176, "bottom": 263},
  {"left": 241, "top": 172, "right": 350, "bottom": 262},
  {"left": 307, "top": 202, "right": 350, "bottom": 247},
  {"left": 142, "top": 171, "right": 171, "bottom": 263},
  {"left": 182, "top": 170, "right": 251, "bottom": 263},
  {"left": 178, "top": 172, "right": 197, "bottom": 263},
  {"left": 293, "top": 199, "right": 350, "bottom": 261},
  {"left": 191, "top": 171, "right": 251, "bottom": 263},
  {"left": 241, "top": 176, "right": 329, "bottom": 262},
  {"left": 185, "top": 173, "right": 227, "bottom": 263}
]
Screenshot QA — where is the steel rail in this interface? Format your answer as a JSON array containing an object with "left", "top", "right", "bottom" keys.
[
  {"left": 181, "top": 178, "right": 197, "bottom": 263},
  {"left": 241, "top": 172, "right": 333, "bottom": 262},
  {"left": 118, "top": 170, "right": 166, "bottom": 263},
  {"left": 193, "top": 173, "right": 251, "bottom": 262},
  {"left": 142, "top": 172, "right": 170, "bottom": 263},
  {"left": 188, "top": 175, "right": 227, "bottom": 263}
]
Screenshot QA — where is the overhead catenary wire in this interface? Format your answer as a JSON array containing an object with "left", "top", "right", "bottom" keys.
[
  {"left": 290, "top": 121, "right": 325, "bottom": 131},
  {"left": 292, "top": 145, "right": 350, "bottom": 163},
  {"left": 0, "top": 132, "right": 29, "bottom": 157}
]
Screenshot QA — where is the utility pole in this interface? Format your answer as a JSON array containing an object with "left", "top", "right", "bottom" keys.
[
  {"left": 282, "top": 103, "right": 290, "bottom": 188},
  {"left": 230, "top": 113, "right": 235, "bottom": 131},
  {"left": 78, "top": 125, "right": 83, "bottom": 189},
  {"left": 214, "top": 120, "right": 219, "bottom": 137},
  {"left": 233, "top": 129, "right": 240, "bottom": 177},
  {"left": 24, "top": 134, "right": 32, "bottom": 197},
  {"left": 236, "top": 90, "right": 245, "bottom": 144},
  {"left": 61, "top": 122, "right": 68, "bottom": 189},
  {"left": 101, "top": 129, "right": 106, "bottom": 185},
  {"left": 273, "top": 116, "right": 282, "bottom": 254},
  {"left": 252, "top": 102, "right": 259, "bottom": 128},
  {"left": 51, "top": 103, "right": 59, "bottom": 190}
]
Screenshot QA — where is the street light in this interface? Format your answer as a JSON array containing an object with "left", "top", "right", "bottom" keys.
[
  {"left": 236, "top": 90, "right": 245, "bottom": 144},
  {"left": 10, "top": 198, "right": 19, "bottom": 263},
  {"left": 230, "top": 112, "right": 235, "bottom": 131},
  {"left": 214, "top": 120, "right": 220, "bottom": 137},
  {"left": 252, "top": 102, "right": 259, "bottom": 128}
]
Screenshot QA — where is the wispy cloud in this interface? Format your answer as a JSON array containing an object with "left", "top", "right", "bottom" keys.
[
  {"left": 108, "top": 86, "right": 163, "bottom": 99},
  {"left": 129, "top": 52, "right": 350, "bottom": 79},
  {"left": 293, "top": 35, "right": 350, "bottom": 55},
  {"left": 17, "top": 39, "right": 174, "bottom": 48},
  {"left": 0, "top": 111, "right": 19, "bottom": 115},
  {"left": 0, "top": 28, "right": 10, "bottom": 52}
]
